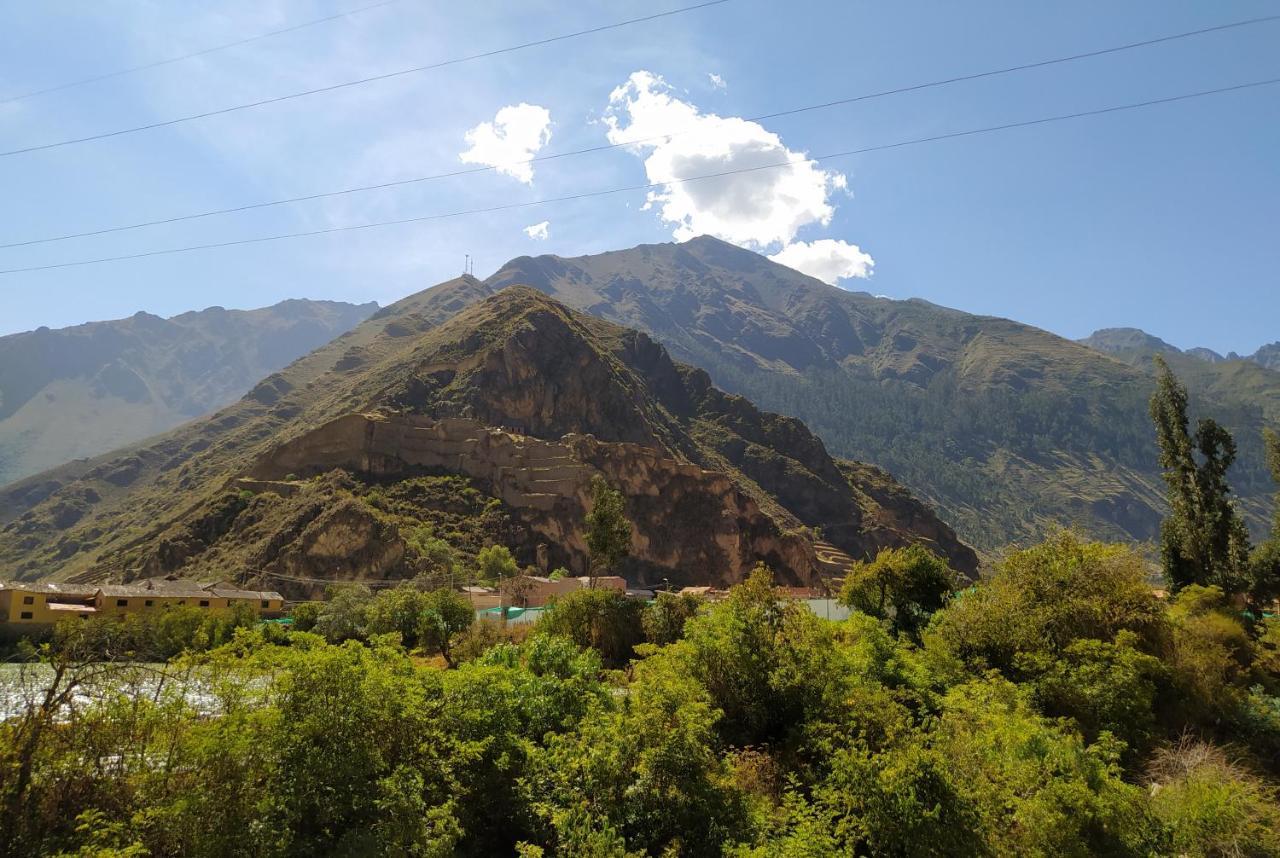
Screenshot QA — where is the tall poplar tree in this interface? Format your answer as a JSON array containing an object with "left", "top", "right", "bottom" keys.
[
  {"left": 1149, "top": 356, "right": 1251, "bottom": 595},
  {"left": 1248, "top": 428, "right": 1280, "bottom": 610}
]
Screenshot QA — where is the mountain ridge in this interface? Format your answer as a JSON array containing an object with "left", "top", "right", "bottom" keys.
[{"left": 0, "top": 298, "right": 378, "bottom": 486}]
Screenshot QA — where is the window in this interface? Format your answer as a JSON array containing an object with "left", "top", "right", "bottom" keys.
[
  {"left": 22, "top": 595, "right": 34, "bottom": 605},
  {"left": 227, "top": 600, "right": 233, "bottom": 608},
  {"left": 176, "top": 601, "right": 185, "bottom": 606},
  {"left": 19, "top": 611, "right": 33, "bottom": 620},
  {"left": 261, "top": 600, "right": 270, "bottom": 609},
  {"left": 116, "top": 599, "right": 128, "bottom": 607},
  {"left": 199, "top": 600, "right": 210, "bottom": 607},
  {"left": 144, "top": 600, "right": 154, "bottom": 607}
]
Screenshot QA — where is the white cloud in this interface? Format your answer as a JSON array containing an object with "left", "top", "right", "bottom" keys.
[
  {"left": 604, "top": 71, "right": 846, "bottom": 248},
  {"left": 768, "top": 239, "right": 875, "bottom": 285},
  {"left": 524, "top": 220, "right": 550, "bottom": 240},
  {"left": 459, "top": 102, "right": 552, "bottom": 184},
  {"left": 707, "top": 72, "right": 726, "bottom": 90}
]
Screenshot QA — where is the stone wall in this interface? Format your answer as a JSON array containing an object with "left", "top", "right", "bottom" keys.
[{"left": 249, "top": 412, "right": 820, "bottom": 586}]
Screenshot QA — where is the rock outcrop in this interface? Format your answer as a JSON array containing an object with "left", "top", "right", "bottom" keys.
[{"left": 250, "top": 412, "right": 818, "bottom": 586}]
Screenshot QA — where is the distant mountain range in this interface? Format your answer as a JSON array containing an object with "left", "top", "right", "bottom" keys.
[
  {"left": 0, "top": 283, "right": 974, "bottom": 588},
  {"left": 1080, "top": 327, "right": 1280, "bottom": 370},
  {"left": 0, "top": 299, "right": 377, "bottom": 486}
]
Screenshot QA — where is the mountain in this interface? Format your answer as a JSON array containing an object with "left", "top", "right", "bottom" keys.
[
  {"left": 1078, "top": 328, "right": 1181, "bottom": 358},
  {"left": 0, "top": 299, "right": 378, "bottom": 486},
  {"left": 1250, "top": 342, "right": 1280, "bottom": 372},
  {"left": 0, "top": 282, "right": 975, "bottom": 591},
  {"left": 476, "top": 237, "right": 1279, "bottom": 551},
  {"left": 1083, "top": 326, "right": 1280, "bottom": 373}
]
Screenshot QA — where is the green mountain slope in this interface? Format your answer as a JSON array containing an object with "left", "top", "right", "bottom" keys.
[
  {"left": 484, "top": 236, "right": 1279, "bottom": 551},
  {"left": 0, "top": 281, "right": 974, "bottom": 588},
  {"left": 0, "top": 299, "right": 377, "bottom": 486}
]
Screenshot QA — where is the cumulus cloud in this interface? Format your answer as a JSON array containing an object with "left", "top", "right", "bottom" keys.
[
  {"left": 768, "top": 239, "right": 875, "bottom": 285},
  {"left": 707, "top": 72, "right": 726, "bottom": 90},
  {"left": 459, "top": 102, "right": 552, "bottom": 184},
  {"left": 524, "top": 220, "right": 550, "bottom": 240},
  {"left": 604, "top": 70, "right": 846, "bottom": 248}
]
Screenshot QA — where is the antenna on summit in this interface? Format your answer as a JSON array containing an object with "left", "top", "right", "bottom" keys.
[{"left": 464, "top": 254, "right": 473, "bottom": 276}]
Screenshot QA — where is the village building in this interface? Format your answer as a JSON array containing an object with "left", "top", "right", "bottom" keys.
[{"left": 0, "top": 578, "right": 285, "bottom": 636}]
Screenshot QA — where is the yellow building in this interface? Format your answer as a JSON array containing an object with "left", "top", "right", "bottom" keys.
[
  {"left": 1, "top": 578, "right": 285, "bottom": 635},
  {"left": 0, "top": 582, "right": 98, "bottom": 627}
]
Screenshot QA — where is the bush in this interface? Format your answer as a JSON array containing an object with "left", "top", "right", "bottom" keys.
[
  {"left": 641, "top": 591, "right": 703, "bottom": 645},
  {"left": 537, "top": 588, "right": 644, "bottom": 668},
  {"left": 1148, "top": 739, "right": 1280, "bottom": 857}
]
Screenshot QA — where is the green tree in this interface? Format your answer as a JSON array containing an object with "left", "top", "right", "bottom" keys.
[
  {"left": 365, "top": 585, "right": 430, "bottom": 648},
  {"left": 537, "top": 588, "right": 645, "bottom": 668},
  {"left": 585, "top": 476, "right": 630, "bottom": 585},
  {"left": 642, "top": 591, "right": 703, "bottom": 645},
  {"left": 476, "top": 544, "right": 518, "bottom": 586},
  {"left": 290, "top": 601, "right": 321, "bottom": 631},
  {"left": 1248, "top": 429, "right": 1280, "bottom": 613},
  {"left": 839, "top": 544, "right": 957, "bottom": 641},
  {"left": 313, "top": 583, "right": 373, "bottom": 643},
  {"left": 1150, "top": 356, "right": 1252, "bottom": 595},
  {"left": 931, "top": 531, "right": 1166, "bottom": 672},
  {"left": 419, "top": 589, "right": 474, "bottom": 667}
]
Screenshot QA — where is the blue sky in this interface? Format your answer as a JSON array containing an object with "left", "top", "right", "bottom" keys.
[{"left": 1, "top": 0, "right": 1276, "bottom": 354}]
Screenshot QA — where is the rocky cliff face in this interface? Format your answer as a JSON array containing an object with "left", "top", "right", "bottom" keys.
[{"left": 249, "top": 412, "right": 818, "bottom": 587}]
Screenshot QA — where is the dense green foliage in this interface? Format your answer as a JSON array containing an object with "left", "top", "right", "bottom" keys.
[
  {"left": 838, "top": 544, "right": 956, "bottom": 641},
  {"left": 4, "top": 532, "right": 1280, "bottom": 856}
]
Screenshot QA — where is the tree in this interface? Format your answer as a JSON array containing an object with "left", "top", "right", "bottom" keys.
[
  {"left": 537, "top": 588, "right": 645, "bottom": 667},
  {"left": 642, "top": 591, "right": 704, "bottom": 645},
  {"left": 1248, "top": 429, "right": 1280, "bottom": 613},
  {"left": 313, "top": 583, "right": 373, "bottom": 643},
  {"left": 585, "top": 476, "right": 630, "bottom": 586},
  {"left": 365, "top": 585, "right": 430, "bottom": 647},
  {"left": 476, "top": 544, "right": 518, "bottom": 586},
  {"left": 932, "top": 531, "right": 1166, "bottom": 672},
  {"left": 1149, "top": 356, "right": 1252, "bottom": 595},
  {"left": 419, "top": 589, "right": 474, "bottom": 667},
  {"left": 839, "top": 544, "right": 957, "bottom": 640}
]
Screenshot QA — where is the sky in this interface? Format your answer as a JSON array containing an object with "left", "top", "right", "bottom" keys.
[{"left": 0, "top": 0, "right": 1276, "bottom": 354}]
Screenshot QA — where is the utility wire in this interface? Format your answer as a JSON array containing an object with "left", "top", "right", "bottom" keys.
[
  {"left": 0, "top": 0, "right": 731, "bottom": 159},
  {"left": 0, "top": 0, "right": 407, "bottom": 106},
  {"left": 3, "top": 12, "right": 1277, "bottom": 251},
  {"left": 1, "top": 76, "right": 1275, "bottom": 276}
]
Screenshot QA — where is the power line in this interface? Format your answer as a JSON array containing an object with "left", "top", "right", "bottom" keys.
[
  {"left": 1, "top": 77, "right": 1275, "bottom": 276},
  {"left": 0, "top": 0, "right": 731, "bottom": 159},
  {"left": 0, "top": 0, "right": 407, "bottom": 106},
  {"left": 4, "top": 12, "right": 1276, "bottom": 251}
]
